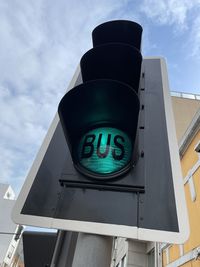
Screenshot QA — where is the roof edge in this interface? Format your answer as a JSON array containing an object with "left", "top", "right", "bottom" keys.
[{"left": 179, "top": 108, "right": 200, "bottom": 158}]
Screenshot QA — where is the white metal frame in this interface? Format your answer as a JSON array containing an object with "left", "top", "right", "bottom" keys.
[
  {"left": 12, "top": 58, "right": 189, "bottom": 244},
  {"left": 137, "top": 57, "right": 189, "bottom": 244}
]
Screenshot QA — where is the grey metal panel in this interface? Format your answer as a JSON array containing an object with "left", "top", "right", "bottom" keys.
[
  {"left": 0, "top": 184, "right": 9, "bottom": 198},
  {"left": 0, "top": 198, "right": 17, "bottom": 263},
  {"left": 21, "top": 73, "right": 83, "bottom": 218},
  {"left": 50, "top": 231, "right": 78, "bottom": 267},
  {"left": 54, "top": 187, "right": 138, "bottom": 225},
  {"left": 23, "top": 231, "right": 57, "bottom": 267},
  {"left": 22, "top": 123, "right": 68, "bottom": 217},
  {"left": 0, "top": 198, "right": 16, "bottom": 232},
  {"left": 21, "top": 58, "right": 179, "bottom": 234},
  {"left": 22, "top": 121, "right": 138, "bottom": 226},
  {"left": 138, "top": 59, "right": 178, "bottom": 232},
  {"left": 71, "top": 233, "right": 113, "bottom": 267}
]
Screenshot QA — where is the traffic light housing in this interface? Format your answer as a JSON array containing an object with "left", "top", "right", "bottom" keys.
[
  {"left": 58, "top": 20, "right": 143, "bottom": 183},
  {"left": 14, "top": 22, "right": 189, "bottom": 241}
]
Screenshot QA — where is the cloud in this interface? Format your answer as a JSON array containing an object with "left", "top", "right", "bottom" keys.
[
  {"left": 1, "top": 0, "right": 199, "bottom": 196},
  {"left": 0, "top": 0, "right": 139, "bottom": 194},
  {"left": 190, "top": 16, "right": 200, "bottom": 58},
  {"left": 140, "top": 0, "right": 200, "bottom": 30},
  {"left": 140, "top": 0, "right": 200, "bottom": 59}
]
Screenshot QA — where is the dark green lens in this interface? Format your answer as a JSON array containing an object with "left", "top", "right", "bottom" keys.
[{"left": 77, "top": 127, "right": 132, "bottom": 175}]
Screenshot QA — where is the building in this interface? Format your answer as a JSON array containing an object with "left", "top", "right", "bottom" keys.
[
  {"left": 10, "top": 238, "right": 24, "bottom": 267},
  {"left": 171, "top": 91, "right": 200, "bottom": 143},
  {"left": 0, "top": 184, "right": 23, "bottom": 267},
  {"left": 111, "top": 92, "right": 200, "bottom": 267},
  {"left": 162, "top": 96, "right": 200, "bottom": 266}
]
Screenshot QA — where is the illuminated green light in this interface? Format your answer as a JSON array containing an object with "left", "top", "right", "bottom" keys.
[{"left": 77, "top": 127, "right": 132, "bottom": 175}]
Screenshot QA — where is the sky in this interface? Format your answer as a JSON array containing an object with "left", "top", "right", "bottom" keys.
[{"left": 0, "top": 0, "right": 200, "bottom": 195}]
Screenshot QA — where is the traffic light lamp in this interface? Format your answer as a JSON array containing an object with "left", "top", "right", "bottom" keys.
[
  {"left": 58, "top": 20, "right": 143, "bottom": 181},
  {"left": 15, "top": 20, "right": 188, "bottom": 243}
]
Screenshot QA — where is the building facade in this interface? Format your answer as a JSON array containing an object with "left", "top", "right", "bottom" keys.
[
  {"left": 0, "top": 184, "right": 23, "bottom": 267},
  {"left": 162, "top": 100, "right": 200, "bottom": 266}
]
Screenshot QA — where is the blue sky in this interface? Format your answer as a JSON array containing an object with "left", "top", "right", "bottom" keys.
[{"left": 0, "top": 0, "right": 200, "bottom": 195}]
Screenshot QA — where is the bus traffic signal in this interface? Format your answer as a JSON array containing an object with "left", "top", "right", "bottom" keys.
[{"left": 58, "top": 20, "right": 142, "bottom": 180}]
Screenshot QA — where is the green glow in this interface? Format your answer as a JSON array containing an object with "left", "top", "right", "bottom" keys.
[{"left": 77, "top": 127, "right": 132, "bottom": 175}]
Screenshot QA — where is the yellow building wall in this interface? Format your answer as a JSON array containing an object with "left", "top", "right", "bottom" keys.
[
  {"left": 168, "top": 245, "right": 180, "bottom": 263},
  {"left": 180, "top": 262, "right": 192, "bottom": 267},
  {"left": 171, "top": 96, "right": 200, "bottom": 142},
  {"left": 163, "top": 129, "right": 200, "bottom": 266},
  {"left": 192, "top": 260, "right": 200, "bottom": 267},
  {"left": 162, "top": 251, "right": 166, "bottom": 266},
  {"left": 181, "top": 131, "right": 200, "bottom": 254},
  {"left": 184, "top": 168, "right": 200, "bottom": 253},
  {"left": 174, "top": 261, "right": 200, "bottom": 267},
  {"left": 181, "top": 260, "right": 200, "bottom": 267},
  {"left": 181, "top": 132, "right": 200, "bottom": 177}
]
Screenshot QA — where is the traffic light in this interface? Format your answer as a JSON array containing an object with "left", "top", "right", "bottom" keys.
[
  {"left": 14, "top": 21, "right": 189, "bottom": 242},
  {"left": 58, "top": 20, "right": 143, "bottom": 184}
]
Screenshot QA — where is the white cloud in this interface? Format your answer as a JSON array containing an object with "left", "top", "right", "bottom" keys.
[
  {"left": 190, "top": 16, "right": 200, "bottom": 58},
  {"left": 0, "top": 0, "right": 137, "bottom": 193},
  {"left": 1, "top": 0, "right": 199, "bottom": 195},
  {"left": 141, "top": 0, "right": 200, "bottom": 30},
  {"left": 140, "top": 0, "right": 200, "bottom": 59}
]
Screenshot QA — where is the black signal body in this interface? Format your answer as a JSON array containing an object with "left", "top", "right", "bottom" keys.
[
  {"left": 58, "top": 20, "right": 143, "bottom": 182},
  {"left": 92, "top": 20, "right": 143, "bottom": 50}
]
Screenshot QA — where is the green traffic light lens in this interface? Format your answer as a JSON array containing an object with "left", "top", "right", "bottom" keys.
[{"left": 77, "top": 127, "right": 132, "bottom": 177}]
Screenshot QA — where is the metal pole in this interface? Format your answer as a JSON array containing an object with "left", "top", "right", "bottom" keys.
[
  {"left": 126, "top": 240, "right": 148, "bottom": 267},
  {"left": 72, "top": 233, "right": 113, "bottom": 267},
  {"left": 51, "top": 233, "right": 150, "bottom": 267},
  {"left": 51, "top": 232, "right": 113, "bottom": 267},
  {"left": 50, "top": 230, "right": 78, "bottom": 267},
  {"left": 155, "top": 243, "right": 162, "bottom": 267}
]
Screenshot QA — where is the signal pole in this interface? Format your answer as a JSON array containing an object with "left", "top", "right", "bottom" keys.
[
  {"left": 51, "top": 231, "right": 113, "bottom": 267},
  {"left": 51, "top": 233, "right": 151, "bottom": 267},
  {"left": 50, "top": 231, "right": 78, "bottom": 267},
  {"left": 72, "top": 233, "right": 113, "bottom": 267}
]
